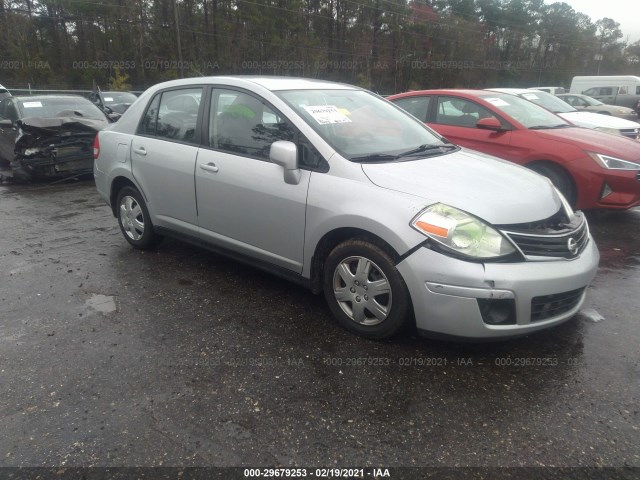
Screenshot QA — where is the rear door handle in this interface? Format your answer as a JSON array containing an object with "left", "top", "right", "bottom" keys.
[
  {"left": 200, "top": 162, "right": 219, "bottom": 173},
  {"left": 133, "top": 147, "right": 147, "bottom": 156}
]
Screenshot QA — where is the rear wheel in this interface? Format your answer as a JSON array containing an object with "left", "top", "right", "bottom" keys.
[
  {"left": 116, "top": 186, "right": 159, "bottom": 249},
  {"left": 323, "top": 239, "right": 410, "bottom": 339},
  {"left": 529, "top": 162, "right": 577, "bottom": 207}
]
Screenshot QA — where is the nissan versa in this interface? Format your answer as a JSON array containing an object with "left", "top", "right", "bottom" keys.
[{"left": 93, "top": 77, "right": 599, "bottom": 340}]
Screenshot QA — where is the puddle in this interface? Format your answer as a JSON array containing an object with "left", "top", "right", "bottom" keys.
[
  {"left": 86, "top": 294, "right": 117, "bottom": 313},
  {"left": 577, "top": 308, "right": 605, "bottom": 323}
]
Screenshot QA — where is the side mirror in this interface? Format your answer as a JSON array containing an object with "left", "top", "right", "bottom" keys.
[
  {"left": 0, "top": 119, "right": 14, "bottom": 128},
  {"left": 476, "top": 117, "right": 505, "bottom": 131},
  {"left": 270, "top": 140, "right": 301, "bottom": 185}
]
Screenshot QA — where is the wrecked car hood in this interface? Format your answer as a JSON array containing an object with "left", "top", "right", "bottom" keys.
[{"left": 16, "top": 115, "right": 107, "bottom": 136}]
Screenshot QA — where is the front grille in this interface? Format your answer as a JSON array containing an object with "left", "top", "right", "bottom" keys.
[
  {"left": 531, "top": 288, "right": 585, "bottom": 322},
  {"left": 502, "top": 214, "right": 589, "bottom": 259}
]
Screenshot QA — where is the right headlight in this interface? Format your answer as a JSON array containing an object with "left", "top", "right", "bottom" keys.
[
  {"left": 594, "top": 127, "right": 622, "bottom": 136},
  {"left": 587, "top": 152, "right": 640, "bottom": 170},
  {"left": 411, "top": 203, "right": 516, "bottom": 260}
]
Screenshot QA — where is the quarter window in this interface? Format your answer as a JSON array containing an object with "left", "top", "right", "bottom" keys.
[{"left": 138, "top": 94, "right": 160, "bottom": 136}]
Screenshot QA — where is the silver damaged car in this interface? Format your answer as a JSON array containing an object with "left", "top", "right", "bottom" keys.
[{"left": 94, "top": 76, "right": 599, "bottom": 340}]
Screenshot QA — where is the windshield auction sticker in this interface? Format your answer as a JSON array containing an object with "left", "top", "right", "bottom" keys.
[
  {"left": 522, "top": 93, "right": 540, "bottom": 100},
  {"left": 304, "top": 105, "right": 352, "bottom": 124},
  {"left": 22, "top": 101, "right": 43, "bottom": 108}
]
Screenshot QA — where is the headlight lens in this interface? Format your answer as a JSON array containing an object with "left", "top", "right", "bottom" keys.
[
  {"left": 411, "top": 204, "right": 516, "bottom": 259},
  {"left": 595, "top": 126, "right": 622, "bottom": 136},
  {"left": 587, "top": 152, "right": 640, "bottom": 170}
]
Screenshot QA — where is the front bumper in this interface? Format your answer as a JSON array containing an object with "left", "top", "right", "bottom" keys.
[{"left": 397, "top": 238, "right": 599, "bottom": 339}]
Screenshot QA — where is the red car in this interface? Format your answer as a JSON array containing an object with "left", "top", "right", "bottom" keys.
[{"left": 387, "top": 89, "right": 640, "bottom": 210}]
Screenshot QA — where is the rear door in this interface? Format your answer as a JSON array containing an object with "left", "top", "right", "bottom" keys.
[
  {"left": 130, "top": 87, "right": 203, "bottom": 235},
  {"left": 194, "top": 88, "right": 311, "bottom": 272}
]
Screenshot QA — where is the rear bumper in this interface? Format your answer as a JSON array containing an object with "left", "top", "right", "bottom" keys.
[{"left": 397, "top": 239, "right": 599, "bottom": 339}]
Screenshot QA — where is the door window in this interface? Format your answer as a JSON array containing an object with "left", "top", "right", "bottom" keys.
[
  {"left": 435, "top": 97, "right": 496, "bottom": 128},
  {"left": 156, "top": 88, "right": 202, "bottom": 143},
  {"left": 137, "top": 88, "right": 202, "bottom": 142},
  {"left": 209, "top": 89, "right": 294, "bottom": 160}
]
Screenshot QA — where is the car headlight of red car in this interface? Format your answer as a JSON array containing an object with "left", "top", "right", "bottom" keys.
[{"left": 587, "top": 152, "right": 640, "bottom": 170}]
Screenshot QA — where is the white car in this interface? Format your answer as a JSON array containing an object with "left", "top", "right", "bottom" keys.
[{"left": 489, "top": 88, "right": 640, "bottom": 140}]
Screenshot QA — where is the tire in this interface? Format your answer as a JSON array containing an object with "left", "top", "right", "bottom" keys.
[
  {"left": 529, "top": 163, "right": 577, "bottom": 207},
  {"left": 116, "top": 186, "right": 159, "bottom": 250},
  {"left": 323, "top": 239, "right": 411, "bottom": 339}
]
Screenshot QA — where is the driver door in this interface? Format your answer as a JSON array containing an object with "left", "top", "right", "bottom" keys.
[{"left": 195, "top": 88, "right": 311, "bottom": 272}]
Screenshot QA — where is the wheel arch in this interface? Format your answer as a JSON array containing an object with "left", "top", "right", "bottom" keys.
[
  {"left": 110, "top": 176, "right": 142, "bottom": 217},
  {"left": 525, "top": 159, "right": 578, "bottom": 205},
  {"left": 309, "top": 227, "right": 404, "bottom": 295}
]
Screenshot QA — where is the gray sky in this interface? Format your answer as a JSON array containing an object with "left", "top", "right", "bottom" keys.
[{"left": 549, "top": 0, "right": 640, "bottom": 44}]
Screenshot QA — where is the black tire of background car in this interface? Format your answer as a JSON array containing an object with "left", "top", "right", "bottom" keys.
[{"left": 529, "top": 162, "right": 578, "bottom": 207}]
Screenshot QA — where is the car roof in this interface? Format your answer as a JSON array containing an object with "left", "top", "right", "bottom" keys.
[
  {"left": 486, "top": 88, "right": 535, "bottom": 95},
  {"left": 390, "top": 89, "right": 509, "bottom": 98},
  {"left": 13, "top": 94, "right": 92, "bottom": 101},
  {"left": 145, "top": 76, "right": 359, "bottom": 92}
]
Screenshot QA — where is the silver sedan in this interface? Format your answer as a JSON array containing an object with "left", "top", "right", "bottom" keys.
[{"left": 93, "top": 76, "right": 599, "bottom": 340}]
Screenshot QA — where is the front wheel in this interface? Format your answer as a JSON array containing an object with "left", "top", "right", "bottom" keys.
[
  {"left": 116, "top": 186, "right": 159, "bottom": 249},
  {"left": 323, "top": 239, "right": 411, "bottom": 339}
]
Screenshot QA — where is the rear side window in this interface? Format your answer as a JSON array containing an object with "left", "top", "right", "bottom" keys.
[
  {"left": 138, "top": 88, "right": 202, "bottom": 143},
  {"left": 392, "top": 96, "right": 431, "bottom": 122}
]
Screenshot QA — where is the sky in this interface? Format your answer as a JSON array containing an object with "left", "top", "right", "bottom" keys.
[{"left": 549, "top": 0, "right": 640, "bottom": 45}]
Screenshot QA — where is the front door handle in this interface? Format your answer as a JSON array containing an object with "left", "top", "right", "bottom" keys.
[
  {"left": 133, "top": 146, "right": 147, "bottom": 156},
  {"left": 200, "top": 162, "right": 219, "bottom": 173}
]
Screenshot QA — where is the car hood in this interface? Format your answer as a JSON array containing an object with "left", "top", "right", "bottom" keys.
[
  {"left": 558, "top": 111, "right": 640, "bottom": 129},
  {"left": 529, "top": 127, "right": 640, "bottom": 163},
  {"left": 361, "top": 149, "right": 561, "bottom": 225}
]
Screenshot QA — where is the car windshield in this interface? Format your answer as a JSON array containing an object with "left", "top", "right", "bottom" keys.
[
  {"left": 276, "top": 89, "right": 447, "bottom": 161},
  {"left": 517, "top": 90, "right": 577, "bottom": 114},
  {"left": 102, "top": 92, "right": 138, "bottom": 104},
  {"left": 480, "top": 93, "right": 570, "bottom": 129},
  {"left": 581, "top": 96, "right": 604, "bottom": 106},
  {"left": 18, "top": 97, "right": 107, "bottom": 120}
]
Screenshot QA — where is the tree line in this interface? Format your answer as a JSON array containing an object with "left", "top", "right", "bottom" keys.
[{"left": 1, "top": 0, "right": 639, "bottom": 94}]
